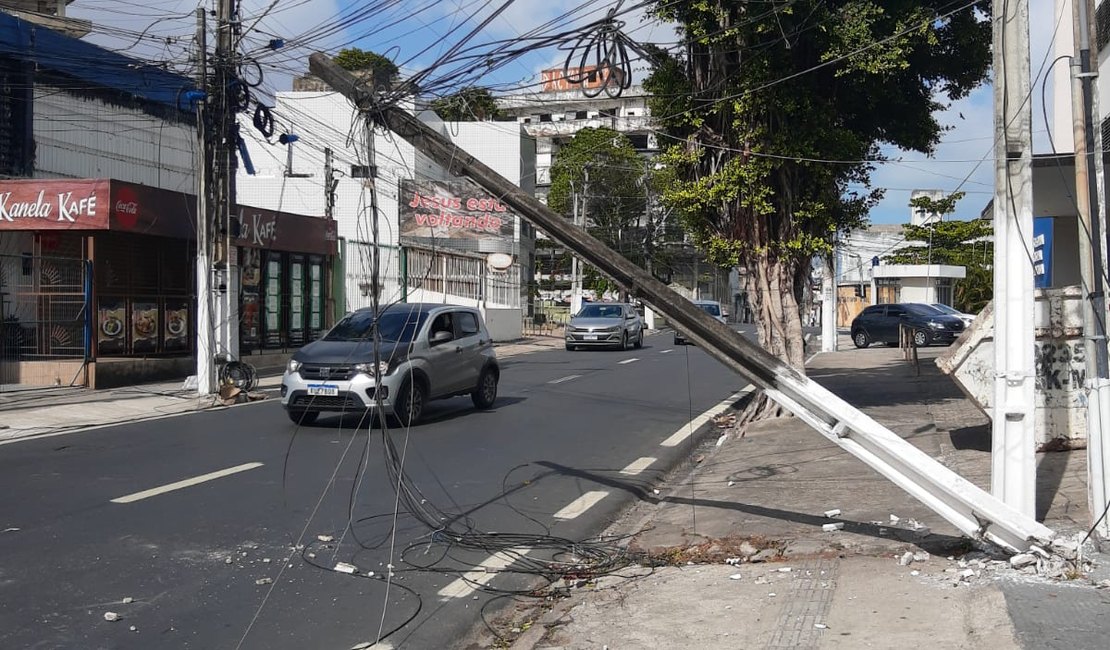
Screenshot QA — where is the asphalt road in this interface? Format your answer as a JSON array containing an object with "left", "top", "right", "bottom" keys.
[{"left": 0, "top": 332, "right": 746, "bottom": 650}]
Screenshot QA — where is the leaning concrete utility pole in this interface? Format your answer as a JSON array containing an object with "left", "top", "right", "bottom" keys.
[
  {"left": 1072, "top": 0, "right": 1110, "bottom": 543},
  {"left": 308, "top": 53, "right": 1056, "bottom": 552},
  {"left": 990, "top": 0, "right": 1037, "bottom": 518}
]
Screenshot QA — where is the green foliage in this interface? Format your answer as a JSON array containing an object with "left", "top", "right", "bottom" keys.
[
  {"left": 548, "top": 128, "right": 648, "bottom": 270},
  {"left": 333, "top": 48, "right": 399, "bottom": 84},
  {"left": 644, "top": 0, "right": 991, "bottom": 286},
  {"left": 886, "top": 204, "right": 994, "bottom": 312},
  {"left": 431, "top": 87, "right": 504, "bottom": 121}
]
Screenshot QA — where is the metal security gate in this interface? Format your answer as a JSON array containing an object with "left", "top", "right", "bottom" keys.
[
  {"left": 0, "top": 254, "right": 90, "bottom": 389},
  {"left": 403, "top": 246, "right": 521, "bottom": 309}
]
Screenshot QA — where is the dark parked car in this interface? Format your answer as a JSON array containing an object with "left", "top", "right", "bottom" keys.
[{"left": 850, "top": 303, "right": 966, "bottom": 348}]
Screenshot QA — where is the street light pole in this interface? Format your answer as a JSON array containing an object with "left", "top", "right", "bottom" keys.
[{"left": 991, "top": 0, "right": 1036, "bottom": 518}]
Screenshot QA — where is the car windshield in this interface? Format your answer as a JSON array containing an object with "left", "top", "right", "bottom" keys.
[
  {"left": 904, "top": 303, "right": 945, "bottom": 317},
  {"left": 577, "top": 304, "right": 624, "bottom": 319},
  {"left": 324, "top": 310, "right": 428, "bottom": 342},
  {"left": 931, "top": 303, "right": 959, "bottom": 315},
  {"left": 697, "top": 303, "right": 722, "bottom": 316}
]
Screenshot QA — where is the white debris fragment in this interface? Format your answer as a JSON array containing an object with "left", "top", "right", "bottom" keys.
[
  {"left": 822, "top": 522, "right": 844, "bottom": 532},
  {"left": 351, "top": 642, "right": 374, "bottom": 650},
  {"left": 823, "top": 509, "right": 841, "bottom": 518},
  {"left": 225, "top": 557, "right": 233, "bottom": 565},
  {"left": 2, "top": 527, "right": 20, "bottom": 533},
  {"left": 729, "top": 573, "right": 743, "bottom": 580},
  {"left": 913, "top": 552, "right": 930, "bottom": 563},
  {"left": 103, "top": 612, "right": 120, "bottom": 622},
  {"left": 317, "top": 534, "right": 334, "bottom": 543},
  {"left": 814, "top": 623, "right": 828, "bottom": 630},
  {"left": 717, "top": 434, "right": 728, "bottom": 447},
  {"left": 307, "top": 553, "right": 316, "bottom": 559},
  {"left": 1095, "top": 579, "right": 1110, "bottom": 589},
  {"left": 122, "top": 597, "right": 133, "bottom": 604},
  {"left": 263, "top": 558, "right": 271, "bottom": 564},
  {"left": 129, "top": 625, "right": 137, "bottom": 632},
  {"left": 652, "top": 489, "right": 660, "bottom": 495},
  {"left": 334, "top": 562, "right": 358, "bottom": 574},
  {"left": 777, "top": 567, "right": 793, "bottom": 573},
  {"left": 889, "top": 514, "right": 901, "bottom": 524},
  {"left": 910, "top": 570, "right": 920, "bottom": 577},
  {"left": 754, "top": 577, "right": 769, "bottom": 585},
  {"left": 958, "top": 560, "right": 968, "bottom": 569},
  {"left": 255, "top": 578, "right": 273, "bottom": 585},
  {"left": 768, "top": 592, "right": 777, "bottom": 597},
  {"left": 1029, "top": 544, "right": 1051, "bottom": 559},
  {"left": 727, "top": 481, "right": 735, "bottom": 487},
  {"left": 898, "top": 552, "right": 914, "bottom": 566},
  {"left": 725, "top": 557, "right": 742, "bottom": 566},
  {"left": 959, "top": 569, "right": 976, "bottom": 580}
]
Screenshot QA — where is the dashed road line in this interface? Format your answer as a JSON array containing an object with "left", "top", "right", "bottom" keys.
[
  {"left": 548, "top": 374, "right": 582, "bottom": 384},
  {"left": 618, "top": 358, "right": 639, "bottom": 365},
  {"left": 620, "top": 457, "right": 657, "bottom": 475},
  {"left": 111, "top": 462, "right": 264, "bottom": 504},
  {"left": 659, "top": 386, "right": 755, "bottom": 447},
  {"left": 437, "top": 546, "right": 532, "bottom": 599},
  {"left": 553, "top": 491, "right": 610, "bottom": 520},
  {"left": 660, "top": 349, "right": 674, "bottom": 354}
]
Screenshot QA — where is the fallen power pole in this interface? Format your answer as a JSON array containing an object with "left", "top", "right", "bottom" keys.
[{"left": 308, "top": 53, "right": 1055, "bottom": 553}]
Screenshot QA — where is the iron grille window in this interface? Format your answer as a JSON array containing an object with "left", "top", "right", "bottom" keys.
[
  {"left": 1099, "top": 1, "right": 1110, "bottom": 51},
  {"left": 1102, "top": 115, "right": 1110, "bottom": 151}
]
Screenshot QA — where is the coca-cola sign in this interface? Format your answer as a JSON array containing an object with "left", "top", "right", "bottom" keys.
[
  {"left": 0, "top": 180, "right": 110, "bottom": 230},
  {"left": 112, "top": 186, "right": 140, "bottom": 229}
]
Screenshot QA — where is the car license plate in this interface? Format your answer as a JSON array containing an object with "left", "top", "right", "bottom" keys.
[
  {"left": 584, "top": 335, "right": 598, "bottom": 341},
  {"left": 307, "top": 384, "right": 339, "bottom": 396}
]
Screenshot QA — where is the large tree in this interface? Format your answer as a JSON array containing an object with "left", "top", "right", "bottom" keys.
[
  {"left": 645, "top": 1, "right": 991, "bottom": 378},
  {"left": 548, "top": 127, "right": 649, "bottom": 294}
]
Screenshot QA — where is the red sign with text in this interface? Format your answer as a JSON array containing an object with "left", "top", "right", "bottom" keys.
[{"left": 0, "top": 179, "right": 111, "bottom": 230}]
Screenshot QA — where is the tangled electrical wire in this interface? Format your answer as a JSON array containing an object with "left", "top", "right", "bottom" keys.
[{"left": 559, "top": 2, "right": 638, "bottom": 99}]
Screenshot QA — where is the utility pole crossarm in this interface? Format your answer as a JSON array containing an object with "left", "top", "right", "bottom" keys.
[{"left": 307, "top": 53, "right": 1055, "bottom": 552}]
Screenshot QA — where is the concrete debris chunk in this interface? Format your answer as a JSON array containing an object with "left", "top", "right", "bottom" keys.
[
  {"left": 910, "top": 570, "right": 920, "bottom": 577},
  {"left": 814, "top": 623, "right": 828, "bottom": 629},
  {"left": 777, "top": 567, "right": 793, "bottom": 573},
  {"left": 889, "top": 514, "right": 901, "bottom": 524},
  {"left": 822, "top": 522, "right": 844, "bottom": 532},
  {"left": 1094, "top": 579, "right": 1110, "bottom": 589},
  {"left": 959, "top": 569, "right": 976, "bottom": 580},
  {"left": 823, "top": 509, "right": 841, "bottom": 518},
  {"left": 898, "top": 552, "right": 915, "bottom": 567},
  {"left": 351, "top": 642, "right": 374, "bottom": 650},
  {"left": 725, "top": 557, "right": 742, "bottom": 566},
  {"left": 1029, "top": 544, "right": 1051, "bottom": 559},
  {"left": 334, "top": 562, "right": 357, "bottom": 574},
  {"left": 129, "top": 626, "right": 137, "bottom": 632},
  {"left": 225, "top": 557, "right": 233, "bottom": 565},
  {"left": 103, "top": 612, "right": 120, "bottom": 622},
  {"left": 750, "top": 549, "right": 778, "bottom": 564},
  {"left": 729, "top": 573, "right": 743, "bottom": 580},
  {"left": 317, "top": 534, "right": 334, "bottom": 543},
  {"left": 255, "top": 578, "right": 273, "bottom": 585},
  {"left": 738, "top": 541, "right": 759, "bottom": 557},
  {"left": 122, "top": 597, "right": 133, "bottom": 604},
  {"left": 1050, "top": 538, "right": 1080, "bottom": 561},
  {"left": 913, "top": 552, "right": 930, "bottom": 563}
]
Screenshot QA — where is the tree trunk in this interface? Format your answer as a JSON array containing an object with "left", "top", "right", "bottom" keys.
[{"left": 738, "top": 251, "right": 807, "bottom": 424}]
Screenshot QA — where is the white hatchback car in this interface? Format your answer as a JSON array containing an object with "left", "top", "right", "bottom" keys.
[{"left": 674, "top": 299, "right": 727, "bottom": 346}]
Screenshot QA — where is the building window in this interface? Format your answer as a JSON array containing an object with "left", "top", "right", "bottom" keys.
[
  {"left": 1098, "top": 1, "right": 1110, "bottom": 51},
  {"left": 575, "top": 110, "right": 587, "bottom": 120},
  {"left": 935, "top": 278, "right": 954, "bottom": 307},
  {"left": 539, "top": 114, "right": 552, "bottom": 122},
  {"left": 522, "top": 117, "right": 531, "bottom": 124},
  {"left": 627, "top": 134, "right": 649, "bottom": 150}
]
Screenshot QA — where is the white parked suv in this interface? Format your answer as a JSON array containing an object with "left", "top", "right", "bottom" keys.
[{"left": 281, "top": 303, "right": 500, "bottom": 426}]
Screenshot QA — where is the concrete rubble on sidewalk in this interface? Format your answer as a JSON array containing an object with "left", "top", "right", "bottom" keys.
[{"left": 470, "top": 340, "right": 1110, "bottom": 650}]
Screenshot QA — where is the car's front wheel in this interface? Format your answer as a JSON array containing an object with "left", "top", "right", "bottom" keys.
[
  {"left": 619, "top": 331, "right": 629, "bottom": 350},
  {"left": 287, "top": 409, "right": 318, "bottom": 426},
  {"left": 471, "top": 368, "right": 498, "bottom": 410},
  {"left": 394, "top": 380, "right": 426, "bottom": 427},
  {"left": 913, "top": 329, "right": 929, "bottom": 347},
  {"left": 634, "top": 330, "right": 643, "bottom": 349},
  {"left": 852, "top": 330, "right": 870, "bottom": 349}
]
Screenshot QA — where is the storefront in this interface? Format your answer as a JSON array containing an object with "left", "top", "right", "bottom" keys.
[{"left": 0, "top": 178, "right": 335, "bottom": 389}]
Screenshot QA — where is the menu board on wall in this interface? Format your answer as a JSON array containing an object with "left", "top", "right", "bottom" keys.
[
  {"left": 132, "top": 301, "right": 159, "bottom": 354},
  {"left": 263, "top": 256, "right": 283, "bottom": 347},
  {"left": 97, "top": 299, "right": 127, "bottom": 355},
  {"left": 289, "top": 259, "right": 305, "bottom": 346},
  {"left": 309, "top": 263, "right": 322, "bottom": 331},
  {"left": 240, "top": 247, "right": 261, "bottom": 349},
  {"left": 164, "top": 300, "right": 189, "bottom": 352}
]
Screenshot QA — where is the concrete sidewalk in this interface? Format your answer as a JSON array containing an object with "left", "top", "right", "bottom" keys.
[
  {"left": 0, "top": 333, "right": 569, "bottom": 444},
  {"left": 489, "top": 340, "right": 1110, "bottom": 650}
]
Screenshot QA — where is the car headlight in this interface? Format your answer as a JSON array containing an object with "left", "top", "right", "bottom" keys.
[
  {"left": 927, "top": 321, "right": 944, "bottom": 329},
  {"left": 287, "top": 359, "right": 302, "bottom": 374},
  {"left": 353, "top": 361, "right": 391, "bottom": 376},
  {"left": 605, "top": 326, "right": 621, "bottom": 332}
]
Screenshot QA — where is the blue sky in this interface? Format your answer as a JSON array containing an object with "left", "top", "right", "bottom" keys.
[{"left": 66, "top": 0, "right": 1062, "bottom": 226}]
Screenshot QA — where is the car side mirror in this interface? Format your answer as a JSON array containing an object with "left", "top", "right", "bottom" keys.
[{"left": 431, "top": 330, "right": 453, "bottom": 345}]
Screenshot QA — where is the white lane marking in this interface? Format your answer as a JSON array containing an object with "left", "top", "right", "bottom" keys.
[
  {"left": 437, "top": 547, "right": 532, "bottom": 599},
  {"left": 620, "top": 457, "right": 657, "bottom": 475},
  {"left": 110, "top": 462, "right": 264, "bottom": 504},
  {"left": 660, "top": 349, "right": 674, "bottom": 354},
  {"left": 660, "top": 386, "right": 756, "bottom": 448},
  {"left": 548, "top": 374, "right": 581, "bottom": 384},
  {"left": 618, "top": 358, "right": 639, "bottom": 365},
  {"left": 553, "top": 491, "right": 610, "bottom": 520}
]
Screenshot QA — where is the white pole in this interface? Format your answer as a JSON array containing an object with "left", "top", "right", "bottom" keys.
[
  {"left": 821, "top": 255, "right": 836, "bottom": 352},
  {"left": 194, "top": 8, "right": 213, "bottom": 396},
  {"left": 991, "top": 0, "right": 1037, "bottom": 518},
  {"left": 570, "top": 180, "right": 583, "bottom": 315}
]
